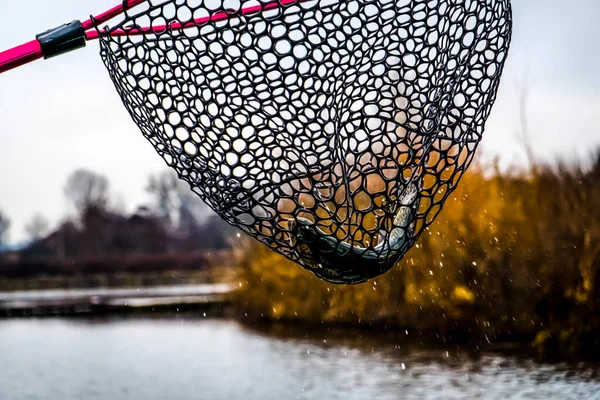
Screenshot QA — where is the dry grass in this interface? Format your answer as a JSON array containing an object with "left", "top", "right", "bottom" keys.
[{"left": 234, "top": 153, "right": 600, "bottom": 359}]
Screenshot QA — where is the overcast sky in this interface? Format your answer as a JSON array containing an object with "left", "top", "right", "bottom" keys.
[{"left": 1, "top": 0, "right": 599, "bottom": 243}]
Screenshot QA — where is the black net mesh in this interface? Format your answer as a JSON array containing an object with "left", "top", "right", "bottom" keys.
[{"left": 98, "top": 0, "right": 512, "bottom": 284}]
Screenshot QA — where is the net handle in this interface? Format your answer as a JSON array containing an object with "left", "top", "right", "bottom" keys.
[{"left": 0, "top": 0, "right": 303, "bottom": 74}]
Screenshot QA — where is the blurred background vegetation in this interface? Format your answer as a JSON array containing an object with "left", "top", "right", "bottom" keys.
[
  {"left": 1, "top": 151, "right": 600, "bottom": 361},
  {"left": 0, "top": 168, "right": 238, "bottom": 288},
  {"left": 234, "top": 152, "right": 600, "bottom": 360}
]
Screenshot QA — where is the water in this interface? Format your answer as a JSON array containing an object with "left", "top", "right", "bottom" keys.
[
  {"left": 0, "top": 284, "right": 233, "bottom": 302},
  {"left": 0, "top": 317, "right": 599, "bottom": 400},
  {"left": 0, "top": 284, "right": 234, "bottom": 311}
]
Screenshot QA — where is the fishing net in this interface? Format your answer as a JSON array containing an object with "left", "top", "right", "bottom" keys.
[{"left": 97, "top": 0, "right": 512, "bottom": 284}]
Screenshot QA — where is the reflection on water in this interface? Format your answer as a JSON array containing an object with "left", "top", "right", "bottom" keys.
[
  {"left": 0, "top": 284, "right": 234, "bottom": 313},
  {"left": 0, "top": 317, "right": 599, "bottom": 400},
  {"left": 0, "top": 284, "right": 233, "bottom": 302}
]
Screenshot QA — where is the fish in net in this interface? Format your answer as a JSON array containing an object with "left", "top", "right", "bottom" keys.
[{"left": 0, "top": 0, "right": 512, "bottom": 284}]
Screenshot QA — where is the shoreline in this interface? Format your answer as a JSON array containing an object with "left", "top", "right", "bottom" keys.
[
  {"left": 0, "top": 283, "right": 233, "bottom": 318},
  {"left": 0, "top": 279, "right": 597, "bottom": 362},
  {"left": 0, "top": 283, "right": 539, "bottom": 359}
]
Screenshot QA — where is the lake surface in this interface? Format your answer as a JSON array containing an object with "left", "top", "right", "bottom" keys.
[
  {"left": 0, "top": 284, "right": 234, "bottom": 314},
  {"left": 0, "top": 284, "right": 234, "bottom": 302},
  {"left": 1, "top": 317, "right": 599, "bottom": 400}
]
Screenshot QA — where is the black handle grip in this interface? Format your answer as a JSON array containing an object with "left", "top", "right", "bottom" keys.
[{"left": 36, "top": 20, "right": 86, "bottom": 59}]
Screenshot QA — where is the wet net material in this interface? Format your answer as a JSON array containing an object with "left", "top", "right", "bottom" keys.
[{"left": 98, "top": 0, "right": 512, "bottom": 284}]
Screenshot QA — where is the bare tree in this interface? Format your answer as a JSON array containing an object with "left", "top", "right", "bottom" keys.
[
  {"left": 64, "top": 169, "right": 110, "bottom": 213},
  {"left": 147, "top": 171, "right": 178, "bottom": 223},
  {"left": 0, "top": 209, "right": 10, "bottom": 247},
  {"left": 146, "top": 170, "right": 211, "bottom": 227},
  {"left": 25, "top": 213, "right": 50, "bottom": 241},
  {"left": 515, "top": 71, "right": 537, "bottom": 173}
]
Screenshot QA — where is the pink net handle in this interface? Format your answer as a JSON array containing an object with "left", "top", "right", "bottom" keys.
[
  {"left": 0, "top": 0, "right": 304, "bottom": 74},
  {"left": 0, "top": 40, "right": 43, "bottom": 74}
]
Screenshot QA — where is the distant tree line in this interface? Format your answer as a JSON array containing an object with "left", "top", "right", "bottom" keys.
[{"left": 0, "top": 168, "right": 236, "bottom": 266}]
